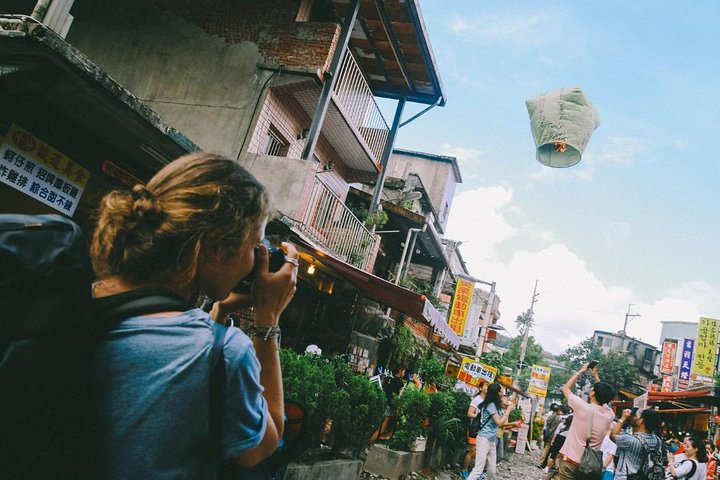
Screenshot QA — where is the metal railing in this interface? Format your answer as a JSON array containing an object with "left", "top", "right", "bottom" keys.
[
  {"left": 299, "top": 175, "right": 376, "bottom": 270},
  {"left": 333, "top": 48, "right": 390, "bottom": 162}
]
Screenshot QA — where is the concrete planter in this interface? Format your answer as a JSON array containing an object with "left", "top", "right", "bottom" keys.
[
  {"left": 363, "top": 444, "right": 425, "bottom": 480},
  {"left": 283, "top": 458, "right": 363, "bottom": 480}
]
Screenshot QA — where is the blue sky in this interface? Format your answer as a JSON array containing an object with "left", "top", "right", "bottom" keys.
[{"left": 388, "top": 1, "right": 720, "bottom": 354}]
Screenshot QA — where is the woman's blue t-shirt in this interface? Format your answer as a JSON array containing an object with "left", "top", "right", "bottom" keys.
[
  {"left": 477, "top": 402, "right": 501, "bottom": 439},
  {"left": 87, "top": 308, "right": 268, "bottom": 479}
]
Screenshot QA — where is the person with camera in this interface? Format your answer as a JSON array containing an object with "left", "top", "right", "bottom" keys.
[
  {"left": 609, "top": 407, "right": 662, "bottom": 480},
  {"left": 87, "top": 153, "right": 298, "bottom": 478},
  {"left": 551, "top": 362, "right": 616, "bottom": 480},
  {"left": 466, "top": 383, "right": 520, "bottom": 480},
  {"left": 666, "top": 436, "right": 708, "bottom": 480}
]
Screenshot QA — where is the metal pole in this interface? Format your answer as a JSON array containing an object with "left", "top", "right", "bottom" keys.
[
  {"left": 300, "top": 0, "right": 360, "bottom": 161},
  {"left": 400, "top": 223, "right": 425, "bottom": 283},
  {"left": 514, "top": 280, "right": 539, "bottom": 389},
  {"left": 394, "top": 227, "right": 421, "bottom": 285},
  {"left": 370, "top": 97, "right": 406, "bottom": 210},
  {"left": 474, "top": 282, "right": 496, "bottom": 359}
]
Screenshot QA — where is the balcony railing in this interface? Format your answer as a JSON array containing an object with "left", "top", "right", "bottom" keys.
[
  {"left": 333, "top": 49, "right": 390, "bottom": 163},
  {"left": 298, "top": 175, "right": 376, "bottom": 270}
]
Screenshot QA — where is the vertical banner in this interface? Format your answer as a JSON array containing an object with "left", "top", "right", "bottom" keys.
[
  {"left": 456, "top": 357, "right": 497, "bottom": 386},
  {"left": 660, "top": 339, "right": 678, "bottom": 374},
  {"left": 528, "top": 365, "right": 552, "bottom": 397},
  {"left": 661, "top": 375, "right": 673, "bottom": 392},
  {"left": 447, "top": 278, "right": 474, "bottom": 335},
  {"left": 678, "top": 338, "right": 695, "bottom": 389},
  {"left": 692, "top": 317, "right": 720, "bottom": 377}
]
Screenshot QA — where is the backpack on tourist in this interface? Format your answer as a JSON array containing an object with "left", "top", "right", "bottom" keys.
[
  {"left": 632, "top": 433, "right": 666, "bottom": 480},
  {"left": 0, "top": 214, "right": 195, "bottom": 479}
]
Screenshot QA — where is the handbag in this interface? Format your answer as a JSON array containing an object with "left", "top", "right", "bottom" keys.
[{"left": 575, "top": 407, "right": 603, "bottom": 480}]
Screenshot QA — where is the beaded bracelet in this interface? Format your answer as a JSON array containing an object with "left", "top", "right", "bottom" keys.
[{"left": 249, "top": 324, "right": 281, "bottom": 342}]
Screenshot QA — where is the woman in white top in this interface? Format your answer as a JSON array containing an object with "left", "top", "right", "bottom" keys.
[{"left": 667, "top": 435, "right": 707, "bottom": 480}]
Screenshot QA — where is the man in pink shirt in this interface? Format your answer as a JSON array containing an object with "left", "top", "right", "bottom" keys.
[{"left": 553, "top": 362, "right": 616, "bottom": 480}]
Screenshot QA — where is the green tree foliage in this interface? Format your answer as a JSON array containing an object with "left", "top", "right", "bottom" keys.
[
  {"left": 280, "top": 350, "right": 386, "bottom": 456},
  {"left": 378, "top": 323, "right": 421, "bottom": 369},
  {"left": 479, "top": 350, "right": 509, "bottom": 374},
  {"left": 504, "top": 335, "right": 547, "bottom": 390},
  {"left": 596, "top": 350, "right": 636, "bottom": 391},
  {"left": 388, "top": 384, "right": 430, "bottom": 451},
  {"left": 418, "top": 353, "right": 446, "bottom": 387},
  {"left": 551, "top": 337, "right": 637, "bottom": 397}
]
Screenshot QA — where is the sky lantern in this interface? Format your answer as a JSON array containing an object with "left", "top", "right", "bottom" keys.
[{"left": 526, "top": 86, "right": 600, "bottom": 168}]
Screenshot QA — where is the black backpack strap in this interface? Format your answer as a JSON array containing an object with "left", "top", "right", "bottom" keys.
[
  {"left": 92, "top": 288, "right": 193, "bottom": 322},
  {"left": 208, "top": 323, "right": 227, "bottom": 460}
]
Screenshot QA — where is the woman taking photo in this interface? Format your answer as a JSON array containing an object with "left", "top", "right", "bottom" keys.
[
  {"left": 466, "top": 383, "right": 519, "bottom": 480},
  {"left": 667, "top": 436, "right": 708, "bottom": 480},
  {"left": 88, "top": 153, "right": 298, "bottom": 478}
]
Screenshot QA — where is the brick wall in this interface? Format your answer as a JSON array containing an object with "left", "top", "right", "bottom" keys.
[{"left": 155, "top": 0, "right": 340, "bottom": 74}]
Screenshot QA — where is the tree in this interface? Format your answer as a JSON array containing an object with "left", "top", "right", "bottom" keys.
[
  {"left": 597, "top": 350, "right": 636, "bottom": 391},
  {"left": 505, "top": 335, "right": 547, "bottom": 390},
  {"left": 552, "top": 337, "right": 637, "bottom": 397}
]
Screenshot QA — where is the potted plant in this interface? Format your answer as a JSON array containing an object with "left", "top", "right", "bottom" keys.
[{"left": 387, "top": 384, "right": 430, "bottom": 452}]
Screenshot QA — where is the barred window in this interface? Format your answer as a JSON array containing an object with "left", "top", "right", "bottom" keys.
[{"left": 264, "top": 129, "right": 288, "bottom": 157}]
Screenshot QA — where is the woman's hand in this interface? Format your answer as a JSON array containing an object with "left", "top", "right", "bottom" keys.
[{"left": 251, "top": 242, "right": 298, "bottom": 327}]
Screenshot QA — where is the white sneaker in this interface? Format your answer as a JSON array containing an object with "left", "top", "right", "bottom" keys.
[{"left": 543, "top": 467, "right": 549, "bottom": 473}]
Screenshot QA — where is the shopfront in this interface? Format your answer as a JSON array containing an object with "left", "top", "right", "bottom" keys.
[{"left": 0, "top": 16, "right": 195, "bottom": 229}]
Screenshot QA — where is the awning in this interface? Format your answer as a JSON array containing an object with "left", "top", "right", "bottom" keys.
[
  {"left": 294, "top": 236, "right": 460, "bottom": 349},
  {"left": 648, "top": 386, "right": 720, "bottom": 408}
]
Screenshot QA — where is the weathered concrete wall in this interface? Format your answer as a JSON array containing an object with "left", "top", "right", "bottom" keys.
[
  {"left": 238, "top": 152, "right": 316, "bottom": 221},
  {"left": 388, "top": 151, "right": 458, "bottom": 231},
  {"left": 66, "top": 0, "right": 282, "bottom": 158},
  {"left": 283, "top": 459, "right": 363, "bottom": 480},
  {"left": 362, "top": 444, "right": 425, "bottom": 480}
]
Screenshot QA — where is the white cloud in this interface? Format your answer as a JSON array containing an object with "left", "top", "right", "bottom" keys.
[
  {"left": 448, "top": 14, "right": 554, "bottom": 47},
  {"left": 440, "top": 143, "right": 484, "bottom": 167},
  {"left": 445, "top": 186, "right": 720, "bottom": 355}
]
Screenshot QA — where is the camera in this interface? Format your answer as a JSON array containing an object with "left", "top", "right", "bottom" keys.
[{"left": 232, "top": 240, "right": 286, "bottom": 293}]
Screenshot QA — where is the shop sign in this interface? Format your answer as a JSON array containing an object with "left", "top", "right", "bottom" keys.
[
  {"left": 661, "top": 375, "right": 673, "bottom": 392},
  {"left": 0, "top": 124, "right": 89, "bottom": 216},
  {"left": 528, "top": 365, "right": 552, "bottom": 398},
  {"left": 660, "top": 339, "right": 677, "bottom": 374},
  {"left": 678, "top": 338, "right": 695, "bottom": 389},
  {"left": 692, "top": 317, "right": 720, "bottom": 377},
  {"left": 457, "top": 357, "right": 497, "bottom": 386},
  {"left": 448, "top": 278, "right": 474, "bottom": 335}
]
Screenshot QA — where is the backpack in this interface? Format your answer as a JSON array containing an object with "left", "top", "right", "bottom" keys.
[
  {"left": 0, "top": 214, "right": 196, "bottom": 479},
  {"left": 468, "top": 405, "right": 493, "bottom": 438},
  {"left": 632, "top": 433, "right": 665, "bottom": 480}
]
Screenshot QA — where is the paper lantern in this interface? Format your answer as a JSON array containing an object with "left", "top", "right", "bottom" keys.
[{"left": 526, "top": 86, "right": 600, "bottom": 168}]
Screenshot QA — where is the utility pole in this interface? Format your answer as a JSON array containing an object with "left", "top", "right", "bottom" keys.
[
  {"left": 514, "top": 279, "right": 539, "bottom": 389},
  {"left": 622, "top": 304, "right": 641, "bottom": 352}
]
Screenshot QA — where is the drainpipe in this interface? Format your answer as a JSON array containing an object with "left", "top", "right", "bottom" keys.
[
  {"left": 401, "top": 222, "right": 425, "bottom": 282},
  {"left": 394, "top": 223, "right": 426, "bottom": 285},
  {"left": 300, "top": 0, "right": 360, "bottom": 161}
]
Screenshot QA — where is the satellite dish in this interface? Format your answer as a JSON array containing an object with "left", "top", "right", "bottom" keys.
[{"left": 526, "top": 86, "right": 600, "bottom": 168}]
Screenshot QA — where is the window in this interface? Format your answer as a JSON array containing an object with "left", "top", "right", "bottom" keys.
[
  {"left": 603, "top": 337, "right": 612, "bottom": 347},
  {"left": 644, "top": 348, "right": 654, "bottom": 361},
  {"left": 264, "top": 128, "right": 288, "bottom": 157}
]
